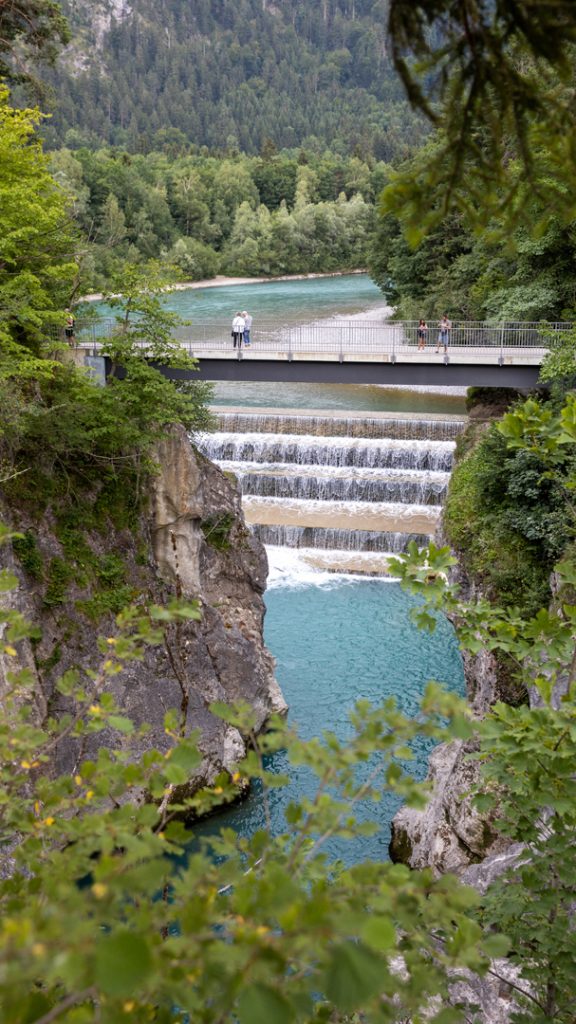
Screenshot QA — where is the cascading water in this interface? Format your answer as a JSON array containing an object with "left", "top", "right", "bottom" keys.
[
  {"left": 218, "top": 462, "right": 450, "bottom": 505},
  {"left": 191, "top": 402, "right": 467, "bottom": 861},
  {"left": 215, "top": 412, "right": 465, "bottom": 440},
  {"left": 196, "top": 408, "right": 466, "bottom": 575},
  {"left": 199, "top": 431, "right": 455, "bottom": 471},
  {"left": 182, "top": 279, "right": 468, "bottom": 862},
  {"left": 249, "top": 527, "right": 431, "bottom": 551}
]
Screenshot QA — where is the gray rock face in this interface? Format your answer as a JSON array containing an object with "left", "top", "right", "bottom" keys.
[
  {"left": 0, "top": 425, "right": 286, "bottom": 794},
  {"left": 447, "top": 959, "right": 531, "bottom": 1023},
  {"left": 389, "top": 739, "right": 506, "bottom": 875},
  {"left": 459, "top": 844, "right": 526, "bottom": 894},
  {"left": 389, "top": 536, "right": 519, "bottom": 876}
]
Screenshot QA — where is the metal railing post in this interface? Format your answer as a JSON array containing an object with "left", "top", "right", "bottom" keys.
[{"left": 499, "top": 322, "right": 505, "bottom": 365}]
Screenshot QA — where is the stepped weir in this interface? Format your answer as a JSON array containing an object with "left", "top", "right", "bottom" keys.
[{"left": 197, "top": 407, "right": 467, "bottom": 575}]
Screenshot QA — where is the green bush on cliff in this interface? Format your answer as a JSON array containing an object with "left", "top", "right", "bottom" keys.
[
  {"left": 444, "top": 418, "right": 572, "bottom": 616},
  {"left": 391, "top": 392, "right": 576, "bottom": 1022},
  {"left": 0, "top": 341, "right": 212, "bottom": 605}
]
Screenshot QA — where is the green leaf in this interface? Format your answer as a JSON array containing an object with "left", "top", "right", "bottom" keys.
[
  {"left": 237, "top": 984, "right": 294, "bottom": 1024},
  {"left": 108, "top": 715, "right": 135, "bottom": 735},
  {"left": 432, "top": 1010, "right": 466, "bottom": 1024},
  {"left": 483, "top": 933, "right": 511, "bottom": 958},
  {"left": 169, "top": 743, "right": 201, "bottom": 772},
  {"left": 95, "top": 930, "right": 153, "bottom": 997},
  {"left": 361, "top": 916, "right": 396, "bottom": 951},
  {"left": 162, "top": 763, "right": 190, "bottom": 785},
  {"left": 325, "top": 942, "right": 384, "bottom": 1012}
]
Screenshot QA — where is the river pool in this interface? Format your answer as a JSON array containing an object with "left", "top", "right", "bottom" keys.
[{"left": 138, "top": 274, "right": 467, "bottom": 861}]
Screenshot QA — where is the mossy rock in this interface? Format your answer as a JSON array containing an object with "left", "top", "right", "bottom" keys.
[
  {"left": 200, "top": 513, "right": 235, "bottom": 550},
  {"left": 12, "top": 532, "right": 44, "bottom": 580}
]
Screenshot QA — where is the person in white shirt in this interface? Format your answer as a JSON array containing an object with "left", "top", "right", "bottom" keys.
[
  {"left": 232, "top": 312, "right": 245, "bottom": 348},
  {"left": 242, "top": 311, "right": 252, "bottom": 346}
]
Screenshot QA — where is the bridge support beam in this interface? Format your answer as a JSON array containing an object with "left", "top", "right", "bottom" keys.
[{"left": 154, "top": 359, "right": 542, "bottom": 390}]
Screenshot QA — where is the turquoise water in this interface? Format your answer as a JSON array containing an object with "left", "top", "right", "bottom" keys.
[
  {"left": 86, "top": 272, "right": 467, "bottom": 414},
  {"left": 212, "top": 381, "right": 467, "bottom": 415},
  {"left": 183, "top": 275, "right": 465, "bottom": 860},
  {"left": 194, "top": 577, "right": 464, "bottom": 863},
  {"left": 89, "top": 273, "right": 385, "bottom": 325}
]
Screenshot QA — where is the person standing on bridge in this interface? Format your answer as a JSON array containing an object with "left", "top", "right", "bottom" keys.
[
  {"left": 64, "top": 309, "right": 76, "bottom": 346},
  {"left": 232, "top": 311, "right": 245, "bottom": 348},
  {"left": 417, "top": 319, "right": 428, "bottom": 350},
  {"left": 242, "top": 311, "right": 252, "bottom": 347},
  {"left": 435, "top": 314, "right": 451, "bottom": 354}
]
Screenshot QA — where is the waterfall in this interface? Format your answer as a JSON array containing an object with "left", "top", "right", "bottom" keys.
[
  {"left": 196, "top": 409, "right": 466, "bottom": 575},
  {"left": 251, "top": 527, "right": 431, "bottom": 551},
  {"left": 214, "top": 412, "right": 465, "bottom": 441},
  {"left": 198, "top": 432, "right": 455, "bottom": 472},
  {"left": 218, "top": 461, "right": 450, "bottom": 505}
]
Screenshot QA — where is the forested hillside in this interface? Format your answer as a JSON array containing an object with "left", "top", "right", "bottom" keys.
[
  {"left": 40, "top": 0, "right": 423, "bottom": 159},
  {"left": 368, "top": 205, "right": 576, "bottom": 323},
  {"left": 51, "top": 146, "right": 382, "bottom": 292}
]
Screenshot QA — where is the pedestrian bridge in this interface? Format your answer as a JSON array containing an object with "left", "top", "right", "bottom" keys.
[{"left": 77, "top": 318, "right": 564, "bottom": 388}]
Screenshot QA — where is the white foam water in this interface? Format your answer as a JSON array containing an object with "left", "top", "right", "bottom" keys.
[
  {"left": 265, "top": 545, "right": 400, "bottom": 589},
  {"left": 218, "top": 460, "right": 451, "bottom": 485},
  {"left": 218, "top": 460, "right": 450, "bottom": 505},
  {"left": 197, "top": 432, "right": 456, "bottom": 472},
  {"left": 245, "top": 495, "right": 441, "bottom": 520},
  {"left": 195, "top": 409, "right": 462, "bottom": 580}
]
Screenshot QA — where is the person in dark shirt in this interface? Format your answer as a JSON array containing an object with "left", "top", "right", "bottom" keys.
[{"left": 64, "top": 310, "right": 76, "bottom": 345}]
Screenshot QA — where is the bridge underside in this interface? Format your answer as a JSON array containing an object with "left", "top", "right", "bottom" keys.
[{"left": 158, "top": 358, "right": 541, "bottom": 389}]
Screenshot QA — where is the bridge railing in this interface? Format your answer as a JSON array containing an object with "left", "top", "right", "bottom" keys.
[{"left": 68, "top": 318, "right": 572, "bottom": 357}]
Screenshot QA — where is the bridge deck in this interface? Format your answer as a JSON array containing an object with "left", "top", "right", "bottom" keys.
[
  {"left": 165, "top": 344, "right": 544, "bottom": 365},
  {"left": 75, "top": 316, "right": 555, "bottom": 387}
]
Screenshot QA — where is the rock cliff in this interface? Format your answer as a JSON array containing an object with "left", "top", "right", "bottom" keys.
[
  {"left": 389, "top": 562, "right": 510, "bottom": 875},
  {"left": 0, "top": 425, "right": 286, "bottom": 793}
]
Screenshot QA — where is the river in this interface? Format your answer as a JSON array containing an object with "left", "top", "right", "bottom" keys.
[
  {"left": 160, "top": 275, "right": 465, "bottom": 861},
  {"left": 88, "top": 272, "right": 467, "bottom": 417}
]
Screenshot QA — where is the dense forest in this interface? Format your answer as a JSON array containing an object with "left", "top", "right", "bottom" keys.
[
  {"left": 37, "top": 0, "right": 424, "bottom": 161},
  {"left": 369, "top": 131, "right": 576, "bottom": 324},
  {"left": 364, "top": 209, "right": 573, "bottom": 325},
  {"left": 51, "top": 133, "right": 576, "bottom": 319},
  {"left": 368, "top": 205, "right": 576, "bottom": 323},
  {"left": 51, "top": 145, "right": 383, "bottom": 293}
]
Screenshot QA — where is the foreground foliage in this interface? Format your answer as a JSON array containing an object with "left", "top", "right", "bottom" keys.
[
  {"left": 0, "top": 529, "right": 498, "bottom": 1024},
  {"left": 0, "top": 86, "right": 76, "bottom": 350},
  {"left": 386, "top": 0, "right": 576, "bottom": 237},
  {"left": 369, "top": 188, "right": 576, "bottom": 322},
  {"left": 0, "top": 0, "right": 69, "bottom": 88},
  {"left": 1, "top": 389, "right": 576, "bottom": 1021},
  {"left": 391, "top": 391, "right": 576, "bottom": 1022}
]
